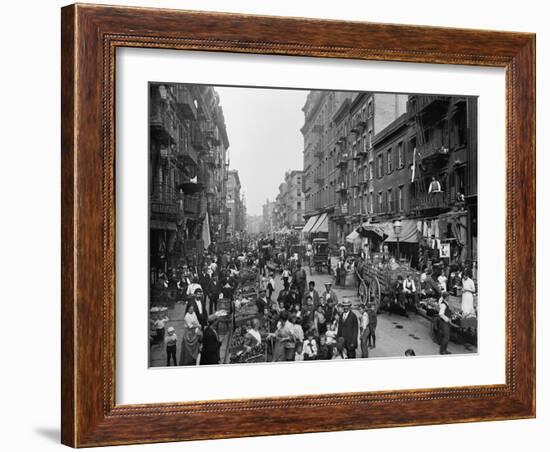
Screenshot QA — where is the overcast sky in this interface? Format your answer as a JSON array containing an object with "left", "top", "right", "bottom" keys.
[{"left": 215, "top": 86, "right": 308, "bottom": 216}]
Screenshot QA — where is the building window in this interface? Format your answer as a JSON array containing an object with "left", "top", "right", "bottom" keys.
[
  {"left": 387, "top": 189, "right": 393, "bottom": 212},
  {"left": 368, "top": 101, "right": 373, "bottom": 117},
  {"left": 377, "top": 154, "right": 384, "bottom": 178},
  {"left": 368, "top": 130, "right": 373, "bottom": 148},
  {"left": 369, "top": 161, "right": 374, "bottom": 180},
  {"left": 398, "top": 186, "right": 404, "bottom": 211},
  {"left": 387, "top": 148, "right": 393, "bottom": 173},
  {"left": 397, "top": 142, "right": 404, "bottom": 168},
  {"left": 378, "top": 192, "right": 383, "bottom": 213},
  {"left": 297, "top": 201, "right": 302, "bottom": 210},
  {"left": 369, "top": 192, "right": 374, "bottom": 214}
]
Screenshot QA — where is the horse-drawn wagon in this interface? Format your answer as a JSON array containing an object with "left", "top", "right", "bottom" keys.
[{"left": 309, "top": 238, "right": 330, "bottom": 274}]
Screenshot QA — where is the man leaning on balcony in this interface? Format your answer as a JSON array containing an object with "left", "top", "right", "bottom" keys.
[
  {"left": 428, "top": 177, "right": 443, "bottom": 193},
  {"left": 428, "top": 177, "right": 442, "bottom": 194}
]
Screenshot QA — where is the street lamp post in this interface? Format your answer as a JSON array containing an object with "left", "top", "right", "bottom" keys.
[{"left": 393, "top": 219, "right": 402, "bottom": 262}]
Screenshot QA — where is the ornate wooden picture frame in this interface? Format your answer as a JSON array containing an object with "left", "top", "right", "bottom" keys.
[{"left": 61, "top": 3, "right": 535, "bottom": 447}]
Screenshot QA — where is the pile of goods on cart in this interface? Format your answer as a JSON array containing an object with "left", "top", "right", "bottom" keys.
[
  {"left": 420, "top": 296, "right": 477, "bottom": 347},
  {"left": 356, "top": 253, "right": 477, "bottom": 347},
  {"left": 227, "top": 323, "right": 268, "bottom": 364}
]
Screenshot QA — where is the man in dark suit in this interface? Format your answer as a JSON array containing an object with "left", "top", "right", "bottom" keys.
[
  {"left": 190, "top": 287, "right": 208, "bottom": 328},
  {"left": 292, "top": 262, "right": 308, "bottom": 304},
  {"left": 324, "top": 298, "right": 338, "bottom": 325},
  {"left": 208, "top": 275, "right": 221, "bottom": 314},
  {"left": 337, "top": 299, "right": 358, "bottom": 358},
  {"left": 255, "top": 288, "right": 268, "bottom": 316},
  {"left": 200, "top": 315, "right": 221, "bottom": 365}
]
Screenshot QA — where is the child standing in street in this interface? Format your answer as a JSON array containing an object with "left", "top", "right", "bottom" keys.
[
  {"left": 267, "top": 273, "right": 275, "bottom": 300},
  {"left": 359, "top": 304, "right": 370, "bottom": 358},
  {"left": 303, "top": 330, "right": 318, "bottom": 360},
  {"left": 153, "top": 311, "right": 170, "bottom": 345},
  {"left": 164, "top": 326, "right": 178, "bottom": 366}
]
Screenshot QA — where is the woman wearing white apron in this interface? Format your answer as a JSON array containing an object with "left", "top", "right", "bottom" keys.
[{"left": 461, "top": 270, "right": 476, "bottom": 317}]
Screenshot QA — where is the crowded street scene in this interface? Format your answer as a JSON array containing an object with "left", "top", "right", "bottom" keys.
[{"left": 149, "top": 83, "right": 478, "bottom": 367}]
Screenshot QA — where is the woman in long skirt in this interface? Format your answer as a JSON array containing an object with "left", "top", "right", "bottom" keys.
[
  {"left": 461, "top": 270, "right": 476, "bottom": 317},
  {"left": 179, "top": 304, "right": 202, "bottom": 365}
]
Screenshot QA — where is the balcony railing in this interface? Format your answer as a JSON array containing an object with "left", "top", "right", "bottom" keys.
[
  {"left": 173, "top": 141, "right": 198, "bottom": 166},
  {"left": 314, "top": 175, "right": 325, "bottom": 185},
  {"left": 191, "top": 123, "right": 207, "bottom": 150},
  {"left": 150, "top": 186, "right": 182, "bottom": 216},
  {"left": 202, "top": 121, "right": 220, "bottom": 145},
  {"left": 313, "top": 123, "right": 324, "bottom": 133},
  {"left": 336, "top": 182, "right": 348, "bottom": 193},
  {"left": 184, "top": 194, "right": 201, "bottom": 215},
  {"left": 203, "top": 150, "right": 218, "bottom": 166},
  {"left": 149, "top": 102, "right": 178, "bottom": 141},
  {"left": 410, "top": 191, "right": 448, "bottom": 211},
  {"left": 407, "top": 95, "right": 448, "bottom": 117},
  {"left": 337, "top": 158, "right": 348, "bottom": 169},
  {"left": 417, "top": 144, "right": 450, "bottom": 167},
  {"left": 174, "top": 86, "right": 197, "bottom": 120}
]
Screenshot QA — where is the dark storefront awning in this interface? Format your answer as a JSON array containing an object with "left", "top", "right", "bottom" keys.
[{"left": 358, "top": 223, "right": 388, "bottom": 241}]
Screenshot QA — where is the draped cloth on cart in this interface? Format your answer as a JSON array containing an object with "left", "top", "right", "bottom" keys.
[
  {"left": 345, "top": 229, "right": 361, "bottom": 243},
  {"left": 302, "top": 215, "right": 320, "bottom": 234},
  {"left": 383, "top": 219, "right": 420, "bottom": 243}
]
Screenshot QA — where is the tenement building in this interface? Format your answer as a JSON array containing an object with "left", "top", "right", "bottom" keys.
[
  {"left": 149, "top": 83, "right": 229, "bottom": 281},
  {"left": 300, "top": 91, "right": 357, "bottom": 241},
  {"left": 274, "top": 170, "right": 305, "bottom": 232},
  {"left": 300, "top": 90, "right": 407, "bottom": 248},
  {"left": 225, "top": 169, "right": 245, "bottom": 238},
  {"left": 362, "top": 95, "right": 477, "bottom": 269}
]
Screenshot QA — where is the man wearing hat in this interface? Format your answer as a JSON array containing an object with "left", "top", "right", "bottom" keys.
[
  {"left": 321, "top": 281, "right": 339, "bottom": 307},
  {"left": 255, "top": 288, "right": 268, "bottom": 316},
  {"left": 190, "top": 287, "right": 208, "bottom": 328},
  {"left": 337, "top": 298, "right": 359, "bottom": 359}
]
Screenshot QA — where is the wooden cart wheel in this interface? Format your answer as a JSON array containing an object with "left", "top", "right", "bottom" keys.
[{"left": 366, "top": 274, "right": 381, "bottom": 310}]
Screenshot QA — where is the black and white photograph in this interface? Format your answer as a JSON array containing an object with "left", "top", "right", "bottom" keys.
[{"left": 148, "top": 83, "right": 478, "bottom": 367}]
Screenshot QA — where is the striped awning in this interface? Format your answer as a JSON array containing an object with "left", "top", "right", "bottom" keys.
[
  {"left": 301, "top": 214, "right": 320, "bottom": 233},
  {"left": 311, "top": 213, "right": 328, "bottom": 233}
]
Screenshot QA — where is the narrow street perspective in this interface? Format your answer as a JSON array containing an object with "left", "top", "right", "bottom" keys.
[{"left": 148, "top": 83, "right": 478, "bottom": 367}]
